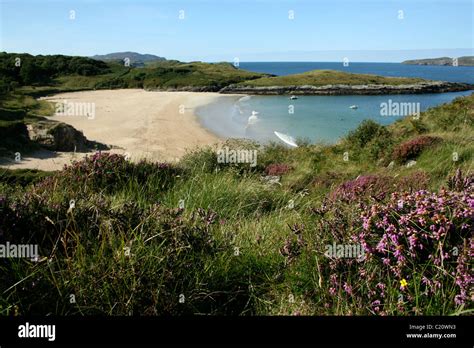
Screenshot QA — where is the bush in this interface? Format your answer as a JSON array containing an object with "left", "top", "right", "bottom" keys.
[
  {"left": 346, "top": 120, "right": 387, "bottom": 148},
  {"left": 409, "top": 118, "right": 428, "bottom": 134},
  {"left": 330, "top": 171, "right": 431, "bottom": 203},
  {"left": 356, "top": 188, "right": 473, "bottom": 308},
  {"left": 331, "top": 175, "right": 393, "bottom": 202},
  {"left": 180, "top": 146, "right": 220, "bottom": 174},
  {"left": 264, "top": 163, "right": 292, "bottom": 176},
  {"left": 59, "top": 152, "right": 179, "bottom": 193},
  {"left": 315, "top": 184, "right": 473, "bottom": 314},
  {"left": 446, "top": 169, "right": 473, "bottom": 192},
  {"left": 392, "top": 136, "right": 441, "bottom": 164}
]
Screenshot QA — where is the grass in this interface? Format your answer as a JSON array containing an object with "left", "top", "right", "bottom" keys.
[
  {"left": 0, "top": 90, "right": 56, "bottom": 157},
  {"left": 0, "top": 91, "right": 472, "bottom": 316},
  {"left": 53, "top": 61, "right": 266, "bottom": 91},
  {"left": 238, "top": 69, "right": 427, "bottom": 87}
]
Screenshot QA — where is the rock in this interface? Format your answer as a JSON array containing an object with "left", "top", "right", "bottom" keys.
[
  {"left": 219, "top": 81, "right": 473, "bottom": 95},
  {"left": 27, "top": 121, "right": 108, "bottom": 152},
  {"left": 261, "top": 175, "right": 281, "bottom": 185},
  {"left": 406, "top": 160, "right": 417, "bottom": 168},
  {"left": 387, "top": 161, "right": 395, "bottom": 169}
]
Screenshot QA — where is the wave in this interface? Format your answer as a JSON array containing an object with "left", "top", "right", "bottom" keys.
[{"left": 238, "top": 95, "right": 252, "bottom": 103}]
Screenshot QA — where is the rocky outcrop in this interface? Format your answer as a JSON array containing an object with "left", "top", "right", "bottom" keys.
[
  {"left": 27, "top": 121, "right": 108, "bottom": 152},
  {"left": 219, "top": 81, "right": 473, "bottom": 95}
]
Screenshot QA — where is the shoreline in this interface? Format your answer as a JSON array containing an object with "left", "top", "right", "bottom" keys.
[
  {"left": 1, "top": 90, "right": 241, "bottom": 171},
  {"left": 219, "top": 81, "right": 473, "bottom": 95}
]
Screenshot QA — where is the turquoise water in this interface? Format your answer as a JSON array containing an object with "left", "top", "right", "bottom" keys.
[
  {"left": 196, "top": 62, "right": 473, "bottom": 144},
  {"left": 197, "top": 91, "right": 473, "bottom": 144}
]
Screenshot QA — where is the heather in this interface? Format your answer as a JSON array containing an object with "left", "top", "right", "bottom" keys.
[
  {"left": 392, "top": 136, "right": 442, "bottom": 164},
  {"left": 0, "top": 94, "right": 473, "bottom": 316}
]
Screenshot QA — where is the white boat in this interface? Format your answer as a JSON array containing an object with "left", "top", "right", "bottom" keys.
[
  {"left": 349, "top": 105, "right": 358, "bottom": 109},
  {"left": 274, "top": 131, "right": 298, "bottom": 147},
  {"left": 247, "top": 111, "right": 259, "bottom": 126},
  {"left": 290, "top": 95, "right": 298, "bottom": 100}
]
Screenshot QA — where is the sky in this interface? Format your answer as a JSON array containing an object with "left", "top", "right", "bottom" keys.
[{"left": 0, "top": 0, "right": 472, "bottom": 62}]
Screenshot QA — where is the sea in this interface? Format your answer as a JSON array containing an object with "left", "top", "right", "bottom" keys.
[{"left": 196, "top": 62, "right": 474, "bottom": 144}]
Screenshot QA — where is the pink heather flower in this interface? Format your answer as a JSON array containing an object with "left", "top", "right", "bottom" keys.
[
  {"left": 343, "top": 283, "right": 353, "bottom": 295},
  {"left": 454, "top": 295, "right": 465, "bottom": 306}
]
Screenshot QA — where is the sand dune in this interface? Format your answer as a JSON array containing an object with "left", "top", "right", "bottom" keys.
[{"left": 2, "top": 89, "right": 238, "bottom": 171}]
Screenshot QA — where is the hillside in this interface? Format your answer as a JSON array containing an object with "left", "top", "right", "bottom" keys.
[
  {"left": 402, "top": 56, "right": 474, "bottom": 66},
  {"left": 91, "top": 52, "right": 166, "bottom": 67},
  {"left": 237, "top": 69, "right": 426, "bottom": 86},
  {"left": 0, "top": 53, "right": 266, "bottom": 95},
  {"left": 0, "top": 93, "right": 472, "bottom": 315}
]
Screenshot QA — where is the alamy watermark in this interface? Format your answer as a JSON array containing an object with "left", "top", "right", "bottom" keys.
[
  {"left": 324, "top": 242, "right": 365, "bottom": 260},
  {"left": 55, "top": 100, "right": 95, "bottom": 119},
  {"left": 380, "top": 99, "right": 420, "bottom": 119},
  {"left": 18, "top": 322, "right": 55, "bottom": 341},
  {"left": 0, "top": 242, "right": 39, "bottom": 260},
  {"left": 217, "top": 147, "right": 258, "bottom": 167}
]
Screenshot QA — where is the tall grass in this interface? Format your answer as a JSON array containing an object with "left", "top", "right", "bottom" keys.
[{"left": 0, "top": 95, "right": 472, "bottom": 316}]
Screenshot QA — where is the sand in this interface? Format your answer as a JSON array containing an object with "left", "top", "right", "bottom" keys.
[{"left": 1, "top": 89, "right": 239, "bottom": 171}]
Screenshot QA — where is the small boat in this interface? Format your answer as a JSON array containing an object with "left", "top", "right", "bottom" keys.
[
  {"left": 349, "top": 105, "right": 358, "bottom": 109},
  {"left": 290, "top": 95, "right": 298, "bottom": 100}
]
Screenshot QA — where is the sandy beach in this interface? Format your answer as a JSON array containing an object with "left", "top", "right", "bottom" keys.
[{"left": 1, "top": 89, "right": 239, "bottom": 171}]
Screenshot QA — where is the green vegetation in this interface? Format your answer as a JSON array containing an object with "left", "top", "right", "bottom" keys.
[
  {"left": 237, "top": 69, "right": 426, "bottom": 87},
  {"left": 0, "top": 52, "right": 266, "bottom": 95},
  {"left": 0, "top": 93, "right": 472, "bottom": 316},
  {"left": 0, "top": 52, "right": 111, "bottom": 94},
  {"left": 91, "top": 51, "right": 166, "bottom": 67},
  {"left": 403, "top": 56, "right": 474, "bottom": 66}
]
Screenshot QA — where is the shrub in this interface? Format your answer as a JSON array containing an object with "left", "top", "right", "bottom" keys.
[
  {"left": 180, "top": 146, "right": 220, "bottom": 173},
  {"left": 346, "top": 120, "right": 387, "bottom": 148},
  {"left": 392, "top": 136, "right": 441, "bottom": 163},
  {"left": 59, "top": 152, "right": 178, "bottom": 192},
  {"left": 331, "top": 175, "right": 393, "bottom": 202},
  {"left": 330, "top": 171, "right": 431, "bottom": 203},
  {"left": 264, "top": 163, "right": 292, "bottom": 176},
  {"left": 395, "top": 171, "right": 430, "bottom": 193},
  {"left": 447, "top": 168, "right": 473, "bottom": 192},
  {"left": 409, "top": 118, "right": 428, "bottom": 134},
  {"left": 356, "top": 188, "right": 473, "bottom": 308},
  {"left": 316, "top": 185, "right": 473, "bottom": 314}
]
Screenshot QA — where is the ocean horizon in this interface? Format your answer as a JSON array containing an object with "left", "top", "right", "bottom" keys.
[{"left": 238, "top": 61, "right": 474, "bottom": 83}]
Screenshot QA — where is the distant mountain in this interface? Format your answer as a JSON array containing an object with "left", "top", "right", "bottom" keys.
[
  {"left": 91, "top": 52, "right": 166, "bottom": 67},
  {"left": 402, "top": 56, "right": 474, "bottom": 66}
]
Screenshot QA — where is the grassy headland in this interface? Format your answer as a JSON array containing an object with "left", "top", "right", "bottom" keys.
[
  {"left": 220, "top": 69, "right": 473, "bottom": 95},
  {"left": 236, "top": 69, "right": 426, "bottom": 86},
  {"left": 403, "top": 56, "right": 474, "bottom": 66}
]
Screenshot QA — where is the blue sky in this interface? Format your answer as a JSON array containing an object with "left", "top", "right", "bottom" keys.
[{"left": 0, "top": 0, "right": 472, "bottom": 62}]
